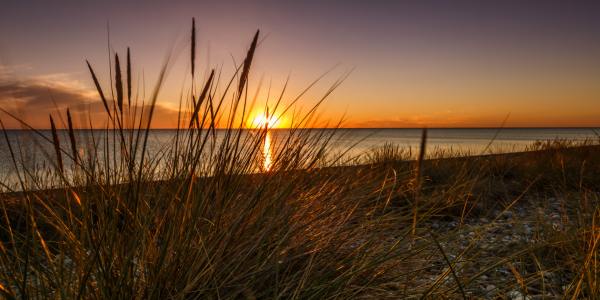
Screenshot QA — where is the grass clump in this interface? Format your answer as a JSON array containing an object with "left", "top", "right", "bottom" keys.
[{"left": 1, "top": 19, "right": 600, "bottom": 299}]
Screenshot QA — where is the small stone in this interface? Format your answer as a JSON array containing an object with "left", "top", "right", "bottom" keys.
[
  {"left": 542, "top": 271, "right": 555, "bottom": 279},
  {"left": 528, "top": 280, "right": 542, "bottom": 290},
  {"left": 465, "top": 267, "right": 478, "bottom": 275},
  {"left": 491, "top": 226, "right": 504, "bottom": 234},
  {"left": 506, "top": 291, "right": 531, "bottom": 300},
  {"left": 506, "top": 291, "right": 521, "bottom": 298},
  {"left": 483, "top": 284, "right": 496, "bottom": 297}
]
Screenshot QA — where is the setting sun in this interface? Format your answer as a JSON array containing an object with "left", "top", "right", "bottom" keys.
[{"left": 251, "top": 111, "right": 282, "bottom": 129}]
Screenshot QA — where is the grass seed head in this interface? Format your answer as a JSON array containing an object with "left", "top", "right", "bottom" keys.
[
  {"left": 66, "top": 108, "right": 78, "bottom": 165},
  {"left": 189, "top": 69, "right": 214, "bottom": 128},
  {"left": 50, "top": 114, "right": 64, "bottom": 173},
  {"left": 238, "top": 30, "right": 259, "bottom": 95},
  {"left": 127, "top": 47, "right": 131, "bottom": 107},
  {"left": 191, "top": 17, "right": 196, "bottom": 78},
  {"left": 86, "top": 60, "right": 111, "bottom": 118},
  {"left": 115, "top": 53, "right": 124, "bottom": 113}
]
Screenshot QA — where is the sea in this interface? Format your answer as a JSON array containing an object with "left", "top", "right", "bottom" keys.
[{"left": 1, "top": 128, "right": 598, "bottom": 191}]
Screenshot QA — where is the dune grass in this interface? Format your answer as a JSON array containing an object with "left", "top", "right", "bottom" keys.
[{"left": 0, "top": 20, "right": 600, "bottom": 299}]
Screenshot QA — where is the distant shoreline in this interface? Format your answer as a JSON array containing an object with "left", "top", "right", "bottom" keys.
[{"left": 3, "top": 143, "right": 598, "bottom": 197}]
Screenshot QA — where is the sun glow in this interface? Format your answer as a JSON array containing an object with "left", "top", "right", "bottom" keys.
[{"left": 251, "top": 112, "right": 281, "bottom": 129}]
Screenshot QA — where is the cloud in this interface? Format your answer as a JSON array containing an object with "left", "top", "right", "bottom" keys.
[
  {"left": 0, "top": 64, "right": 32, "bottom": 76},
  {"left": 352, "top": 114, "right": 477, "bottom": 128},
  {"left": 0, "top": 73, "right": 180, "bottom": 129}
]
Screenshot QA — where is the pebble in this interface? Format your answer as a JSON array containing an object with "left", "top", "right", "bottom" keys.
[
  {"left": 506, "top": 290, "right": 531, "bottom": 300},
  {"left": 482, "top": 284, "right": 496, "bottom": 297},
  {"left": 542, "top": 271, "right": 555, "bottom": 279}
]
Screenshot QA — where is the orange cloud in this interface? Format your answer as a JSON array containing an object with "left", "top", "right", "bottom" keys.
[
  {"left": 0, "top": 73, "right": 181, "bottom": 129},
  {"left": 351, "top": 112, "right": 477, "bottom": 128}
]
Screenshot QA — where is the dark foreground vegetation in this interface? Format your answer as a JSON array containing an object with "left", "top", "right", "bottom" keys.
[{"left": 1, "top": 20, "right": 599, "bottom": 299}]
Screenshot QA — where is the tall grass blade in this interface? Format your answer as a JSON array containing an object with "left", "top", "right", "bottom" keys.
[
  {"left": 66, "top": 109, "right": 78, "bottom": 165},
  {"left": 49, "top": 115, "right": 64, "bottom": 173},
  {"left": 481, "top": 112, "right": 510, "bottom": 155},
  {"left": 415, "top": 127, "right": 427, "bottom": 196},
  {"left": 86, "top": 60, "right": 112, "bottom": 118},
  {"left": 189, "top": 69, "right": 214, "bottom": 128},
  {"left": 191, "top": 17, "right": 196, "bottom": 78},
  {"left": 238, "top": 30, "right": 259, "bottom": 95},
  {"left": 425, "top": 227, "right": 468, "bottom": 300},
  {"left": 127, "top": 47, "right": 131, "bottom": 108},
  {"left": 115, "top": 53, "right": 124, "bottom": 113}
]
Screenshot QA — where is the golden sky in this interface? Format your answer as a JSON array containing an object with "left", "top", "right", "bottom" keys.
[{"left": 1, "top": 1, "right": 599, "bottom": 129}]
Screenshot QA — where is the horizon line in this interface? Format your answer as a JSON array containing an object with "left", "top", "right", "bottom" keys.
[{"left": 9, "top": 126, "right": 600, "bottom": 130}]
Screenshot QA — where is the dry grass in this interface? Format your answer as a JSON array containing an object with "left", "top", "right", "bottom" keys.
[{"left": 0, "top": 19, "right": 599, "bottom": 300}]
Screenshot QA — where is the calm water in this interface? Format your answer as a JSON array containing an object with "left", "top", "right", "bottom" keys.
[
  {"left": 1, "top": 128, "right": 598, "bottom": 191},
  {"left": 329, "top": 128, "right": 600, "bottom": 154}
]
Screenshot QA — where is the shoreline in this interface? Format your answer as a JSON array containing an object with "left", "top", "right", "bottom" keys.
[{"left": 3, "top": 143, "right": 598, "bottom": 198}]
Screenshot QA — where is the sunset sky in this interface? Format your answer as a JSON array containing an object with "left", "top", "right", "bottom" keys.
[{"left": 0, "top": 1, "right": 599, "bottom": 129}]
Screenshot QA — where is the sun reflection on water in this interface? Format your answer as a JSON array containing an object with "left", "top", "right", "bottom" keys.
[{"left": 263, "top": 131, "right": 273, "bottom": 171}]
